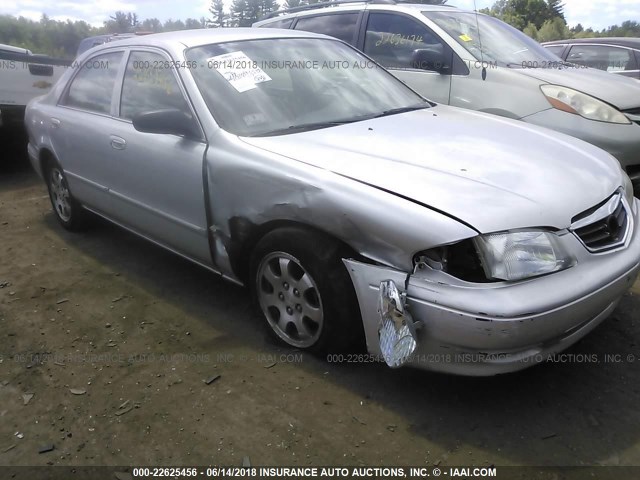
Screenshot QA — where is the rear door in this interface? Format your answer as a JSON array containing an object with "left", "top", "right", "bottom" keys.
[{"left": 52, "top": 50, "right": 125, "bottom": 211}]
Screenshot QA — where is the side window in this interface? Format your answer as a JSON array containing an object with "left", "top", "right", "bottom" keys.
[
  {"left": 63, "top": 52, "right": 123, "bottom": 114},
  {"left": 364, "top": 13, "right": 447, "bottom": 70},
  {"left": 120, "top": 51, "right": 192, "bottom": 120},
  {"left": 294, "top": 13, "right": 359, "bottom": 44},
  {"left": 261, "top": 18, "right": 294, "bottom": 29},
  {"left": 568, "top": 45, "right": 637, "bottom": 72},
  {"left": 544, "top": 45, "right": 565, "bottom": 58}
]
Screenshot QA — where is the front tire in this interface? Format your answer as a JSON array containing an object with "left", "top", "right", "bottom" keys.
[{"left": 250, "top": 227, "right": 364, "bottom": 354}]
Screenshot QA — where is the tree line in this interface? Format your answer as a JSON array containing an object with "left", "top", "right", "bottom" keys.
[
  {"left": 480, "top": 0, "right": 640, "bottom": 42},
  {"left": 0, "top": 0, "right": 637, "bottom": 59}
]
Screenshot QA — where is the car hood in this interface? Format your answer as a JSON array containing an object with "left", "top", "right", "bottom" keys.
[
  {"left": 240, "top": 106, "right": 622, "bottom": 234},
  {"left": 514, "top": 65, "right": 640, "bottom": 110}
]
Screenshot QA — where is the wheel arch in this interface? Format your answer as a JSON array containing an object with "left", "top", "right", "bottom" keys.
[
  {"left": 39, "top": 147, "right": 58, "bottom": 175},
  {"left": 229, "top": 218, "right": 364, "bottom": 285}
]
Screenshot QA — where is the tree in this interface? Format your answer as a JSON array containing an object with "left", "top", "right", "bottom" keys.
[
  {"left": 603, "top": 20, "right": 640, "bottom": 37},
  {"left": 523, "top": 22, "right": 538, "bottom": 40},
  {"left": 547, "top": 0, "right": 565, "bottom": 20},
  {"left": 230, "top": 0, "right": 276, "bottom": 26},
  {"left": 536, "top": 16, "right": 570, "bottom": 42},
  {"left": 230, "top": 0, "right": 249, "bottom": 26},
  {"left": 482, "top": 0, "right": 565, "bottom": 30},
  {"left": 163, "top": 19, "right": 186, "bottom": 31},
  {"left": 104, "top": 11, "right": 138, "bottom": 33},
  {"left": 571, "top": 23, "right": 583, "bottom": 34},
  {"left": 185, "top": 18, "right": 204, "bottom": 29},
  {"left": 209, "top": 0, "right": 226, "bottom": 27}
]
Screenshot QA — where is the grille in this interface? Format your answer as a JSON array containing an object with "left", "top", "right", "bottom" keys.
[{"left": 574, "top": 198, "right": 628, "bottom": 251}]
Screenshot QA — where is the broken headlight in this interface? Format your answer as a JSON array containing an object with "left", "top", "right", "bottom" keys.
[{"left": 474, "top": 231, "right": 575, "bottom": 282}]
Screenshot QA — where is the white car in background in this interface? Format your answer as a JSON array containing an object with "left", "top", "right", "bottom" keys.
[{"left": 0, "top": 43, "right": 68, "bottom": 128}]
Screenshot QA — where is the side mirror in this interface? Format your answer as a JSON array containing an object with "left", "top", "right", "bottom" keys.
[
  {"left": 411, "top": 48, "right": 450, "bottom": 74},
  {"left": 132, "top": 109, "right": 200, "bottom": 139}
]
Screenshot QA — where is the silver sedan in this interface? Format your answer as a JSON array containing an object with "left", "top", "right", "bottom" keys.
[{"left": 25, "top": 29, "right": 640, "bottom": 375}]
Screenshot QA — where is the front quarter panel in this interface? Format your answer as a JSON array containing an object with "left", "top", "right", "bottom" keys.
[{"left": 205, "top": 132, "right": 478, "bottom": 278}]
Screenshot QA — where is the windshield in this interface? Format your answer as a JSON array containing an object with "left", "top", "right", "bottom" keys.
[
  {"left": 425, "top": 11, "right": 561, "bottom": 66},
  {"left": 186, "top": 38, "right": 428, "bottom": 136}
]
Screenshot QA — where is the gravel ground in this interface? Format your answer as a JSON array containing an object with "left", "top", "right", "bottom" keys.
[{"left": 1, "top": 129, "right": 639, "bottom": 478}]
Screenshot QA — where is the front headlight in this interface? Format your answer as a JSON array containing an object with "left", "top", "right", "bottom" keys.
[
  {"left": 474, "top": 231, "right": 575, "bottom": 282},
  {"left": 541, "top": 85, "right": 631, "bottom": 124}
]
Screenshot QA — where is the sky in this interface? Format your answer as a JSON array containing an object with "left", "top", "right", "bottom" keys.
[{"left": 0, "top": 0, "right": 639, "bottom": 30}]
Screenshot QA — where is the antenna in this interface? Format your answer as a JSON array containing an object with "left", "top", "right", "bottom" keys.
[{"left": 473, "top": 0, "right": 487, "bottom": 81}]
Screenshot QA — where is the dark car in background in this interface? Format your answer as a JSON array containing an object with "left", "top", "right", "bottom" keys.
[
  {"left": 542, "top": 38, "right": 640, "bottom": 81},
  {"left": 77, "top": 32, "right": 151, "bottom": 56}
]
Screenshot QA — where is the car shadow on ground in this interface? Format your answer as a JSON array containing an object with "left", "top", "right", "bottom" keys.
[
  {"left": 37, "top": 204, "right": 640, "bottom": 468},
  {"left": 0, "top": 126, "right": 30, "bottom": 174}
]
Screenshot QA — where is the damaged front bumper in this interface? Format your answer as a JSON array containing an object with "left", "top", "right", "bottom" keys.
[{"left": 344, "top": 204, "right": 640, "bottom": 376}]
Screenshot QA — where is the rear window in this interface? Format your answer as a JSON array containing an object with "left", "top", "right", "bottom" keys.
[
  {"left": 62, "top": 51, "right": 123, "bottom": 114},
  {"left": 294, "top": 13, "right": 359, "bottom": 44},
  {"left": 544, "top": 45, "right": 566, "bottom": 58},
  {"left": 261, "top": 18, "right": 294, "bottom": 29}
]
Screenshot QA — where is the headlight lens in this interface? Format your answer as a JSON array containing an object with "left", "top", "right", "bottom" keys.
[
  {"left": 541, "top": 85, "right": 631, "bottom": 124},
  {"left": 474, "top": 231, "right": 575, "bottom": 281}
]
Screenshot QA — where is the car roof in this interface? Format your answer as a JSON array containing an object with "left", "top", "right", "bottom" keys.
[
  {"left": 255, "top": 1, "right": 467, "bottom": 25},
  {"left": 542, "top": 37, "right": 640, "bottom": 50},
  {"left": 84, "top": 27, "right": 333, "bottom": 56},
  {"left": 0, "top": 43, "right": 32, "bottom": 55}
]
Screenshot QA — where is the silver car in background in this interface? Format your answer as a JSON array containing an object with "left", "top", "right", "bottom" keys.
[
  {"left": 25, "top": 29, "right": 640, "bottom": 375},
  {"left": 255, "top": 3, "right": 640, "bottom": 191},
  {"left": 542, "top": 38, "right": 640, "bottom": 81}
]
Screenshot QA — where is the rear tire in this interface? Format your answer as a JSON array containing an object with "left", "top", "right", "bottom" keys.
[
  {"left": 44, "top": 161, "right": 89, "bottom": 231},
  {"left": 250, "top": 227, "right": 364, "bottom": 354}
]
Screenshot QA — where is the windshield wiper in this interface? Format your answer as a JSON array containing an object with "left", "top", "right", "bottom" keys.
[
  {"left": 252, "top": 104, "right": 431, "bottom": 137},
  {"left": 374, "top": 103, "right": 430, "bottom": 118},
  {"left": 254, "top": 116, "right": 374, "bottom": 137}
]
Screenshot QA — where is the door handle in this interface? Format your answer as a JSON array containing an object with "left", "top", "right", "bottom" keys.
[
  {"left": 50, "top": 118, "right": 61, "bottom": 129},
  {"left": 110, "top": 136, "right": 127, "bottom": 150}
]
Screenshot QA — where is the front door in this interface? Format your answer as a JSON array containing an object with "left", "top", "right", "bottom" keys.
[
  {"left": 106, "top": 49, "right": 211, "bottom": 264},
  {"left": 362, "top": 11, "right": 452, "bottom": 104}
]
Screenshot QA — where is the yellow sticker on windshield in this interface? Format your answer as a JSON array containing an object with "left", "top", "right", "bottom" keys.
[{"left": 459, "top": 34, "right": 473, "bottom": 42}]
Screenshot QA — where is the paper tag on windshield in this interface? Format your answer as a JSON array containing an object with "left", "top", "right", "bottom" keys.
[
  {"left": 459, "top": 34, "right": 473, "bottom": 42},
  {"left": 208, "top": 51, "right": 271, "bottom": 93}
]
